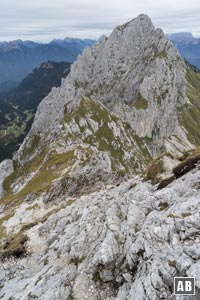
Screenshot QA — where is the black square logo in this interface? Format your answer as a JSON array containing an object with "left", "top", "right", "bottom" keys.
[{"left": 174, "top": 277, "right": 195, "bottom": 295}]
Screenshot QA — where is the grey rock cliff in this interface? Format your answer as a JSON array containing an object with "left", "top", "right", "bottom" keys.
[
  {"left": 0, "top": 159, "right": 13, "bottom": 198},
  {"left": 1, "top": 163, "right": 200, "bottom": 299},
  {"left": 19, "top": 14, "right": 189, "bottom": 159}
]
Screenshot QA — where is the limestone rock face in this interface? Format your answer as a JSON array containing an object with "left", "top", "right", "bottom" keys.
[
  {"left": 20, "top": 14, "right": 188, "bottom": 158},
  {"left": 1, "top": 163, "right": 200, "bottom": 300},
  {"left": 8, "top": 96, "right": 151, "bottom": 201},
  {"left": 0, "top": 159, "right": 13, "bottom": 198}
]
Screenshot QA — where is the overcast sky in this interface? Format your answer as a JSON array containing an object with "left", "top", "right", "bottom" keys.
[{"left": 0, "top": 0, "right": 200, "bottom": 42}]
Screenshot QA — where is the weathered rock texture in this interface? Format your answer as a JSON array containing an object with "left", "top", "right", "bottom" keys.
[
  {"left": 16, "top": 14, "right": 197, "bottom": 160},
  {"left": 1, "top": 163, "right": 200, "bottom": 300},
  {"left": 0, "top": 159, "right": 13, "bottom": 197}
]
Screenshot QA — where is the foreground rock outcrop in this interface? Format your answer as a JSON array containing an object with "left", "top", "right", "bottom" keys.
[{"left": 1, "top": 162, "right": 200, "bottom": 299}]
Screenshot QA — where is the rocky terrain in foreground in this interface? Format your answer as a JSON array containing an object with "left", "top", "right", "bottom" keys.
[
  {"left": 0, "top": 156, "right": 200, "bottom": 300},
  {"left": 0, "top": 14, "right": 200, "bottom": 299}
]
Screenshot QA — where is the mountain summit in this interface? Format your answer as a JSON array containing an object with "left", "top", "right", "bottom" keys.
[
  {"left": 22, "top": 14, "right": 193, "bottom": 158},
  {"left": 1, "top": 15, "right": 200, "bottom": 300}
]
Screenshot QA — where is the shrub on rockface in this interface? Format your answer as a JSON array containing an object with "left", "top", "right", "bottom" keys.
[
  {"left": 157, "top": 150, "right": 200, "bottom": 189},
  {"left": 173, "top": 154, "right": 200, "bottom": 178},
  {"left": 1, "top": 232, "right": 28, "bottom": 259},
  {"left": 144, "top": 157, "right": 165, "bottom": 184},
  {"left": 157, "top": 176, "right": 175, "bottom": 190}
]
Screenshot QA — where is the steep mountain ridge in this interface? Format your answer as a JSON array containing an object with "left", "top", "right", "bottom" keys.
[
  {"left": 18, "top": 14, "right": 193, "bottom": 160},
  {"left": 1, "top": 14, "right": 200, "bottom": 300},
  {"left": 4, "top": 14, "right": 200, "bottom": 202}
]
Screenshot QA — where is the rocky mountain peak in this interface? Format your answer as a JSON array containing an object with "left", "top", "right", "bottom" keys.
[
  {"left": 114, "top": 14, "right": 154, "bottom": 36},
  {"left": 20, "top": 13, "right": 188, "bottom": 160}
]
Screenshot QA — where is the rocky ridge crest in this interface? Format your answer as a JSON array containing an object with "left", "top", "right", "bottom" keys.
[{"left": 19, "top": 14, "right": 192, "bottom": 159}]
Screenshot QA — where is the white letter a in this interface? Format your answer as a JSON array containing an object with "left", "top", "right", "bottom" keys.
[{"left": 177, "top": 281, "right": 184, "bottom": 291}]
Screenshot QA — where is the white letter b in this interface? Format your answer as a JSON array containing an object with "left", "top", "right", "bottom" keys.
[{"left": 186, "top": 281, "right": 192, "bottom": 291}]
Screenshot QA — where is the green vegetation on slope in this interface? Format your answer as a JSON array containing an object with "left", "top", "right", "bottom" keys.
[
  {"left": 144, "top": 155, "right": 165, "bottom": 184},
  {"left": 178, "top": 68, "right": 200, "bottom": 144},
  {"left": 0, "top": 144, "right": 77, "bottom": 257},
  {"left": 63, "top": 97, "right": 152, "bottom": 174},
  {"left": 0, "top": 97, "right": 153, "bottom": 258},
  {"left": 134, "top": 92, "right": 149, "bottom": 110},
  {"left": 2, "top": 147, "right": 75, "bottom": 208}
]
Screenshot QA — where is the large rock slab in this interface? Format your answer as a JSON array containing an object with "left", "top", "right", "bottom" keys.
[{"left": 0, "top": 159, "right": 13, "bottom": 197}]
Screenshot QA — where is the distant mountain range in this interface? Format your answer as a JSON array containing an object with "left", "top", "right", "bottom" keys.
[
  {"left": 0, "top": 39, "right": 39, "bottom": 51},
  {"left": 0, "top": 61, "right": 71, "bottom": 161},
  {"left": 0, "top": 37, "right": 95, "bottom": 90},
  {"left": 50, "top": 37, "right": 94, "bottom": 49},
  {"left": 167, "top": 32, "right": 200, "bottom": 68}
]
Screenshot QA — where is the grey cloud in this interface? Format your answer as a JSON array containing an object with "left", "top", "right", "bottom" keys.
[{"left": 0, "top": 0, "right": 200, "bottom": 41}]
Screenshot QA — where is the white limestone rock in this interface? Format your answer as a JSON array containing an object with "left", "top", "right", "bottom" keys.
[
  {"left": 1, "top": 164, "right": 200, "bottom": 299},
  {"left": 0, "top": 159, "right": 13, "bottom": 197},
  {"left": 17, "top": 14, "right": 189, "bottom": 160}
]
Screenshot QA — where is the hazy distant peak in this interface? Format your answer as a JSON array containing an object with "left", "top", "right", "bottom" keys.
[
  {"left": 50, "top": 37, "right": 95, "bottom": 47},
  {"left": 166, "top": 32, "right": 194, "bottom": 41},
  {"left": 167, "top": 31, "right": 200, "bottom": 68}
]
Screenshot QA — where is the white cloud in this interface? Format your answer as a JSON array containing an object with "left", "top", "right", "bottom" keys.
[{"left": 0, "top": 0, "right": 200, "bottom": 41}]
